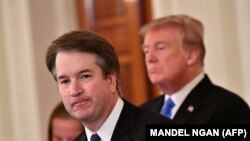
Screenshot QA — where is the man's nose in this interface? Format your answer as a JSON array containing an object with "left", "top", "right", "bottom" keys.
[
  {"left": 70, "top": 80, "right": 83, "bottom": 96},
  {"left": 145, "top": 49, "right": 157, "bottom": 63}
]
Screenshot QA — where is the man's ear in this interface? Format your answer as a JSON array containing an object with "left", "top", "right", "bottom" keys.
[
  {"left": 186, "top": 49, "right": 200, "bottom": 66},
  {"left": 107, "top": 72, "right": 116, "bottom": 93}
]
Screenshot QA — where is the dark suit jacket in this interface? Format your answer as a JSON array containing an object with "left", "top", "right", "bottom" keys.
[
  {"left": 74, "top": 100, "right": 174, "bottom": 141},
  {"left": 141, "top": 75, "right": 250, "bottom": 124}
]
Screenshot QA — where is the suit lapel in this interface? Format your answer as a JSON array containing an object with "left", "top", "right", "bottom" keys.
[
  {"left": 152, "top": 95, "right": 165, "bottom": 113},
  {"left": 111, "top": 101, "right": 136, "bottom": 141},
  {"left": 74, "top": 131, "right": 87, "bottom": 141},
  {"left": 173, "top": 75, "right": 213, "bottom": 124},
  {"left": 74, "top": 101, "right": 136, "bottom": 141}
]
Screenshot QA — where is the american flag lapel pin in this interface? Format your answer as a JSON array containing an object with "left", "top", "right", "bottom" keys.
[{"left": 187, "top": 105, "right": 194, "bottom": 112}]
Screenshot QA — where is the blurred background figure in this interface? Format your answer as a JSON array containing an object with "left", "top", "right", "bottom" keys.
[
  {"left": 48, "top": 101, "right": 84, "bottom": 141},
  {"left": 139, "top": 14, "right": 250, "bottom": 124}
]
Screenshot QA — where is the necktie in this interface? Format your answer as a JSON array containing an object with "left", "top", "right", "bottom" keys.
[
  {"left": 90, "top": 134, "right": 101, "bottom": 141},
  {"left": 160, "top": 97, "right": 175, "bottom": 118}
]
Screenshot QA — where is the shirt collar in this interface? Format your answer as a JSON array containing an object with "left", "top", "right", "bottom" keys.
[
  {"left": 85, "top": 97, "right": 124, "bottom": 141},
  {"left": 164, "top": 72, "right": 205, "bottom": 118}
]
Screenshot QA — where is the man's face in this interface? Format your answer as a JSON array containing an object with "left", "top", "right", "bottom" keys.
[
  {"left": 142, "top": 26, "right": 190, "bottom": 88},
  {"left": 55, "top": 51, "right": 117, "bottom": 125}
]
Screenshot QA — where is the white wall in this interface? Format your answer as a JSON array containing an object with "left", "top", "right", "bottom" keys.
[
  {"left": 0, "top": 0, "right": 12, "bottom": 140},
  {"left": 151, "top": 0, "right": 250, "bottom": 105},
  {"left": 29, "top": 0, "right": 78, "bottom": 140},
  {"left": 1, "top": 0, "right": 41, "bottom": 140},
  {"left": 0, "top": 0, "right": 78, "bottom": 141},
  {"left": 235, "top": 0, "right": 250, "bottom": 106}
]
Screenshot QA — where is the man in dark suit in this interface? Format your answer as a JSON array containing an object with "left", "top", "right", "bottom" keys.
[
  {"left": 45, "top": 30, "right": 174, "bottom": 141},
  {"left": 74, "top": 100, "right": 173, "bottom": 141},
  {"left": 139, "top": 14, "right": 250, "bottom": 124}
]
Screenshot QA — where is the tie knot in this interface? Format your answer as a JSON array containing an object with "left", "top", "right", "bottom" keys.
[
  {"left": 90, "top": 134, "right": 101, "bottom": 141},
  {"left": 166, "top": 97, "right": 175, "bottom": 107},
  {"left": 160, "top": 97, "right": 175, "bottom": 118}
]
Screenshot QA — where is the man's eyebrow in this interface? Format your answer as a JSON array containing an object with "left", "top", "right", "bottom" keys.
[
  {"left": 79, "top": 69, "right": 93, "bottom": 74},
  {"left": 142, "top": 41, "right": 166, "bottom": 48},
  {"left": 57, "top": 69, "right": 93, "bottom": 80},
  {"left": 57, "top": 74, "right": 67, "bottom": 81},
  {"left": 155, "top": 41, "right": 166, "bottom": 45}
]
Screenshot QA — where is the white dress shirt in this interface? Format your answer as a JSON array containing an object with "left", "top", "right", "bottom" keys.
[
  {"left": 163, "top": 72, "right": 205, "bottom": 119},
  {"left": 85, "top": 97, "right": 124, "bottom": 141}
]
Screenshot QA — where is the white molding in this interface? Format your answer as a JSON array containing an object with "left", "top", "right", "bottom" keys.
[
  {"left": 235, "top": 0, "right": 250, "bottom": 104},
  {"left": 53, "top": 0, "right": 78, "bottom": 36},
  {"left": 1, "top": 0, "right": 42, "bottom": 141}
]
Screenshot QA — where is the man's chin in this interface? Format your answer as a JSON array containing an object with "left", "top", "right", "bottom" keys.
[
  {"left": 150, "top": 78, "right": 161, "bottom": 84},
  {"left": 72, "top": 112, "right": 89, "bottom": 121}
]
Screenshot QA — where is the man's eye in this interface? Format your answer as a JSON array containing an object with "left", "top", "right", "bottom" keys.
[
  {"left": 142, "top": 47, "right": 149, "bottom": 54},
  {"left": 157, "top": 45, "right": 166, "bottom": 50},
  {"left": 81, "top": 74, "right": 92, "bottom": 79},
  {"left": 59, "top": 79, "right": 69, "bottom": 84},
  {"left": 142, "top": 45, "right": 149, "bottom": 54},
  {"left": 143, "top": 49, "right": 149, "bottom": 54}
]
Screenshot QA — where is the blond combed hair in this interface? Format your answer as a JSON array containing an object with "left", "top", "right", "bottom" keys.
[{"left": 140, "top": 14, "right": 205, "bottom": 65}]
